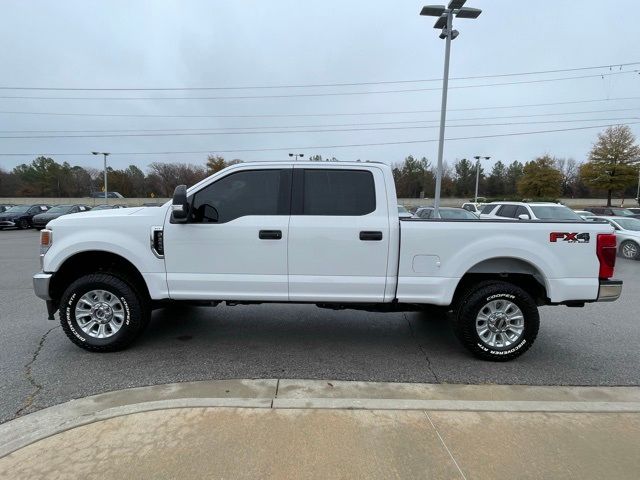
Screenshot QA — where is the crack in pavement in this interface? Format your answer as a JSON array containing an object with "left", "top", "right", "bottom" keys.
[
  {"left": 403, "top": 313, "right": 440, "bottom": 383},
  {"left": 15, "top": 325, "right": 59, "bottom": 417}
]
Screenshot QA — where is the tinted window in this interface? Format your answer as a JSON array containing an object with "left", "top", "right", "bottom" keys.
[
  {"left": 514, "top": 206, "right": 529, "bottom": 218},
  {"left": 190, "top": 169, "right": 290, "bottom": 224},
  {"left": 303, "top": 169, "right": 375, "bottom": 216},
  {"left": 496, "top": 205, "right": 518, "bottom": 218},
  {"left": 480, "top": 204, "right": 496, "bottom": 214}
]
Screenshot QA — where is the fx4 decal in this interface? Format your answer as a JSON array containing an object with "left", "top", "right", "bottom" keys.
[{"left": 549, "top": 232, "right": 590, "bottom": 243}]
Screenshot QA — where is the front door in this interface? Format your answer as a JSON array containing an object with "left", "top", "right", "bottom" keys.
[
  {"left": 287, "top": 165, "right": 390, "bottom": 302},
  {"left": 163, "top": 167, "right": 292, "bottom": 301}
]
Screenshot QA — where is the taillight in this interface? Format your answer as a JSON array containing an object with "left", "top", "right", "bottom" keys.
[{"left": 596, "top": 233, "right": 616, "bottom": 279}]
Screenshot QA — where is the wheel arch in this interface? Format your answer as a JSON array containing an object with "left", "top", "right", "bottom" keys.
[
  {"left": 50, "top": 250, "right": 150, "bottom": 305},
  {"left": 452, "top": 257, "right": 550, "bottom": 307}
]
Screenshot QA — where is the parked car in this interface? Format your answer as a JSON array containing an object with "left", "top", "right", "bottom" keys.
[
  {"left": 397, "top": 205, "right": 414, "bottom": 218},
  {"left": 34, "top": 161, "right": 621, "bottom": 361},
  {"left": 585, "top": 215, "right": 640, "bottom": 260},
  {"left": 627, "top": 208, "right": 640, "bottom": 215},
  {"left": 583, "top": 206, "right": 640, "bottom": 219},
  {"left": 461, "top": 202, "right": 485, "bottom": 216},
  {"left": 0, "top": 204, "right": 16, "bottom": 213},
  {"left": 90, "top": 192, "right": 124, "bottom": 199},
  {"left": 574, "top": 210, "right": 593, "bottom": 220},
  {"left": 32, "top": 204, "right": 91, "bottom": 229},
  {"left": 0, "top": 204, "right": 50, "bottom": 229},
  {"left": 415, "top": 206, "right": 477, "bottom": 220},
  {"left": 480, "top": 202, "right": 582, "bottom": 221},
  {"left": 91, "top": 204, "right": 128, "bottom": 210}
]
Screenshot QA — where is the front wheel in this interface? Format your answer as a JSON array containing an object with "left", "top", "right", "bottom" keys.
[
  {"left": 59, "top": 273, "right": 149, "bottom": 352},
  {"left": 453, "top": 281, "right": 539, "bottom": 361},
  {"left": 620, "top": 240, "right": 640, "bottom": 260},
  {"left": 17, "top": 218, "right": 29, "bottom": 229}
]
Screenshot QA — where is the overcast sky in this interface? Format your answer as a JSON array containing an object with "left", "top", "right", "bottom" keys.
[{"left": 0, "top": 0, "right": 639, "bottom": 172}]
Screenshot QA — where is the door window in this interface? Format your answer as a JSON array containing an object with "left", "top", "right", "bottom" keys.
[
  {"left": 480, "top": 204, "right": 497, "bottom": 214},
  {"left": 496, "top": 205, "right": 518, "bottom": 218},
  {"left": 302, "top": 169, "right": 375, "bottom": 216},
  {"left": 190, "top": 169, "right": 290, "bottom": 223},
  {"left": 514, "top": 206, "right": 529, "bottom": 218}
]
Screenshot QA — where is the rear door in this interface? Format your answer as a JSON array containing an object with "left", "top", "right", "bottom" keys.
[{"left": 287, "top": 165, "right": 390, "bottom": 302}]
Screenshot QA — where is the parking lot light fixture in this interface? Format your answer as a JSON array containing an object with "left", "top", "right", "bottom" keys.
[
  {"left": 473, "top": 155, "right": 490, "bottom": 203},
  {"left": 92, "top": 151, "right": 110, "bottom": 202},
  {"left": 420, "top": 0, "right": 482, "bottom": 217},
  {"left": 289, "top": 153, "right": 304, "bottom": 161}
]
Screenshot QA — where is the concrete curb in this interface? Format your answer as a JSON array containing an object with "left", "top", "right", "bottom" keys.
[{"left": 2, "top": 379, "right": 640, "bottom": 459}]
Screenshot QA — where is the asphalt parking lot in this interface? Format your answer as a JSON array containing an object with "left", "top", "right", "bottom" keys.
[{"left": 1, "top": 229, "right": 639, "bottom": 424}]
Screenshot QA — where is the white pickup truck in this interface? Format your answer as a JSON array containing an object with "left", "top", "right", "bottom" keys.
[{"left": 33, "top": 161, "right": 622, "bottom": 361}]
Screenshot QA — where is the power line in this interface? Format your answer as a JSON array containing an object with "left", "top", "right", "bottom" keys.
[
  {"left": 1, "top": 122, "right": 638, "bottom": 156},
  {"left": 0, "top": 107, "right": 637, "bottom": 135},
  {"left": 0, "top": 97, "right": 639, "bottom": 119},
  {"left": 0, "top": 117, "right": 637, "bottom": 139},
  {"left": 0, "top": 71, "right": 636, "bottom": 101},
  {"left": 0, "top": 61, "right": 637, "bottom": 91}
]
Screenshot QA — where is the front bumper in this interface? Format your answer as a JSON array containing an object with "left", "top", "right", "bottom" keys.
[
  {"left": 596, "top": 279, "right": 622, "bottom": 302},
  {"left": 33, "top": 272, "right": 52, "bottom": 300}
]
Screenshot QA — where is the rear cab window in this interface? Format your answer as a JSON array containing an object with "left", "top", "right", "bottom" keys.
[{"left": 302, "top": 169, "right": 375, "bottom": 216}]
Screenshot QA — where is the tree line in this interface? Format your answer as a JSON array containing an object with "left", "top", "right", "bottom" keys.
[
  {"left": 393, "top": 125, "right": 640, "bottom": 205},
  {"left": 1, "top": 126, "right": 638, "bottom": 204}
]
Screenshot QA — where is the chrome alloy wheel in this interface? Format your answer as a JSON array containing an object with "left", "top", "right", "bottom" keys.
[
  {"left": 622, "top": 241, "right": 639, "bottom": 259},
  {"left": 74, "top": 289, "right": 125, "bottom": 339},
  {"left": 475, "top": 299, "right": 524, "bottom": 348}
]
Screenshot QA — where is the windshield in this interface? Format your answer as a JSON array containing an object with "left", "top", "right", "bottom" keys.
[
  {"left": 440, "top": 209, "right": 477, "bottom": 219},
  {"left": 611, "top": 208, "right": 634, "bottom": 217},
  {"left": 614, "top": 218, "right": 640, "bottom": 231},
  {"left": 46, "top": 205, "right": 73, "bottom": 214},
  {"left": 531, "top": 206, "right": 581, "bottom": 221},
  {"left": 397, "top": 205, "right": 409, "bottom": 214},
  {"left": 4, "top": 205, "right": 30, "bottom": 213}
]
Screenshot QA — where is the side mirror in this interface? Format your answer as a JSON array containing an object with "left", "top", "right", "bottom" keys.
[
  {"left": 518, "top": 214, "right": 530, "bottom": 220},
  {"left": 171, "top": 185, "right": 189, "bottom": 223}
]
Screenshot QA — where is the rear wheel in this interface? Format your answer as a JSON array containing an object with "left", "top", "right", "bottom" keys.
[
  {"left": 620, "top": 240, "right": 640, "bottom": 260},
  {"left": 59, "top": 273, "right": 149, "bottom": 352},
  {"left": 453, "top": 281, "right": 539, "bottom": 361}
]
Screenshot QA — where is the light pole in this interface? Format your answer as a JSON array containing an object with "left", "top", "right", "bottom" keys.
[
  {"left": 289, "top": 153, "right": 304, "bottom": 161},
  {"left": 420, "top": 0, "right": 482, "bottom": 217},
  {"left": 636, "top": 168, "right": 640, "bottom": 206},
  {"left": 91, "top": 151, "right": 110, "bottom": 202},
  {"left": 473, "top": 155, "right": 490, "bottom": 203}
]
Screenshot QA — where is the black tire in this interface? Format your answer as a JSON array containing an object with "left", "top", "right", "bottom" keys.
[
  {"left": 619, "top": 240, "right": 640, "bottom": 260},
  {"left": 17, "top": 218, "right": 30, "bottom": 229},
  {"left": 59, "top": 273, "right": 150, "bottom": 352},
  {"left": 453, "top": 281, "right": 539, "bottom": 361}
]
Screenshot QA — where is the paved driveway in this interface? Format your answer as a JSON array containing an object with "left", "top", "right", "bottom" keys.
[{"left": 1, "top": 228, "right": 638, "bottom": 423}]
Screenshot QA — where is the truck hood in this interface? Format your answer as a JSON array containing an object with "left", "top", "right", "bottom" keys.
[{"left": 47, "top": 205, "right": 167, "bottom": 229}]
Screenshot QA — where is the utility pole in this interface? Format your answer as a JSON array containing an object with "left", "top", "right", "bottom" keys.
[
  {"left": 92, "top": 152, "right": 110, "bottom": 202},
  {"left": 420, "top": 0, "right": 482, "bottom": 217},
  {"left": 473, "top": 155, "right": 490, "bottom": 203}
]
